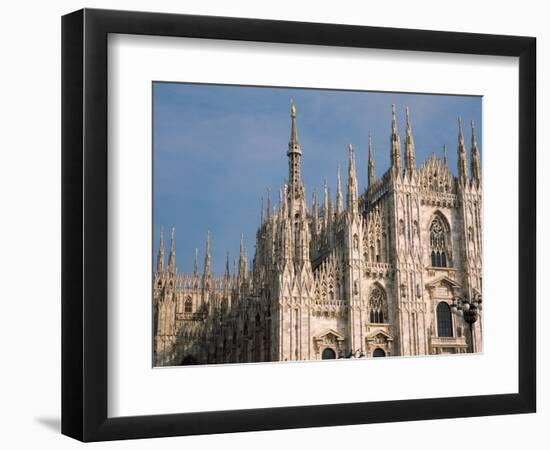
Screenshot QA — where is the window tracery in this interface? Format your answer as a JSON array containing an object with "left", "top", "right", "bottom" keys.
[
  {"left": 369, "top": 286, "right": 388, "bottom": 323},
  {"left": 429, "top": 215, "right": 451, "bottom": 267}
]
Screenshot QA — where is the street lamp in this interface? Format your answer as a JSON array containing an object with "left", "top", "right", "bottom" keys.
[{"left": 451, "top": 293, "right": 482, "bottom": 352}]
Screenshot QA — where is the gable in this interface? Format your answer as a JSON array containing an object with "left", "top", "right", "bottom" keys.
[
  {"left": 425, "top": 275, "right": 460, "bottom": 289},
  {"left": 314, "top": 328, "right": 345, "bottom": 341}
]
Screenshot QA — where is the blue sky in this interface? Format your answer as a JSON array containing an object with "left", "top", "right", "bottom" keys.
[{"left": 153, "top": 82, "right": 482, "bottom": 275}]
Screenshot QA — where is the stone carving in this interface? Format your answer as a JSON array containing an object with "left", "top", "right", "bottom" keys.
[{"left": 153, "top": 104, "right": 482, "bottom": 366}]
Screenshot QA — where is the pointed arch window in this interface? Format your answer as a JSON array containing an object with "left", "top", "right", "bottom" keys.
[
  {"left": 369, "top": 286, "right": 388, "bottom": 323},
  {"left": 436, "top": 302, "right": 453, "bottom": 337},
  {"left": 430, "top": 215, "right": 451, "bottom": 267}
]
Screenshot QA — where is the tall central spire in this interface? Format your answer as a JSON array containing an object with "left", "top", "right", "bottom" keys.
[
  {"left": 289, "top": 102, "right": 299, "bottom": 146},
  {"left": 287, "top": 102, "right": 303, "bottom": 209}
]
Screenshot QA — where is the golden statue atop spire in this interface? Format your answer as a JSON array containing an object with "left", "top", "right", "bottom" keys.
[{"left": 290, "top": 101, "right": 296, "bottom": 117}]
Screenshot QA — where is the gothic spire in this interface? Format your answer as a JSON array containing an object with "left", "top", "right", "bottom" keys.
[
  {"left": 224, "top": 251, "right": 230, "bottom": 281},
  {"left": 203, "top": 231, "right": 211, "bottom": 277},
  {"left": 267, "top": 188, "right": 271, "bottom": 221},
  {"left": 156, "top": 226, "right": 165, "bottom": 273},
  {"left": 390, "top": 104, "right": 402, "bottom": 176},
  {"left": 323, "top": 178, "right": 329, "bottom": 226},
  {"left": 368, "top": 132, "right": 375, "bottom": 189},
  {"left": 404, "top": 106, "right": 416, "bottom": 176},
  {"left": 312, "top": 188, "right": 319, "bottom": 233},
  {"left": 261, "top": 194, "right": 265, "bottom": 224},
  {"left": 346, "top": 144, "right": 359, "bottom": 213},
  {"left": 167, "top": 227, "right": 176, "bottom": 273},
  {"left": 392, "top": 103, "right": 398, "bottom": 134},
  {"left": 470, "top": 120, "right": 481, "bottom": 187},
  {"left": 443, "top": 144, "right": 448, "bottom": 166},
  {"left": 238, "top": 233, "right": 247, "bottom": 282},
  {"left": 457, "top": 116, "right": 469, "bottom": 186},
  {"left": 289, "top": 101, "right": 299, "bottom": 146},
  {"left": 287, "top": 102, "right": 303, "bottom": 205},
  {"left": 336, "top": 165, "right": 343, "bottom": 214},
  {"left": 326, "top": 184, "right": 333, "bottom": 223}
]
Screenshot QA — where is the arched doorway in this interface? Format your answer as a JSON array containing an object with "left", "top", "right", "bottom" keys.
[
  {"left": 322, "top": 348, "right": 336, "bottom": 359},
  {"left": 373, "top": 348, "right": 386, "bottom": 357}
]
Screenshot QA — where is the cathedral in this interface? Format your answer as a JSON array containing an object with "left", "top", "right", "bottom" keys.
[{"left": 153, "top": 102, "right": 483, "bottom": 366}]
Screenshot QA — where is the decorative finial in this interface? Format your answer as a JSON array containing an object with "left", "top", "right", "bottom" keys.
[
  {"left": 290, "top": 100, "right": 296, "bottom": 117},
  {"left": 443, "top": 144, "right": 448, "bottom": 164}
]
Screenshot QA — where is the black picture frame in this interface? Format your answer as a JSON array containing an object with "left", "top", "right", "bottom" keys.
[{"left": 61, "top": 8, "right": 536, "bottom": 442}]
